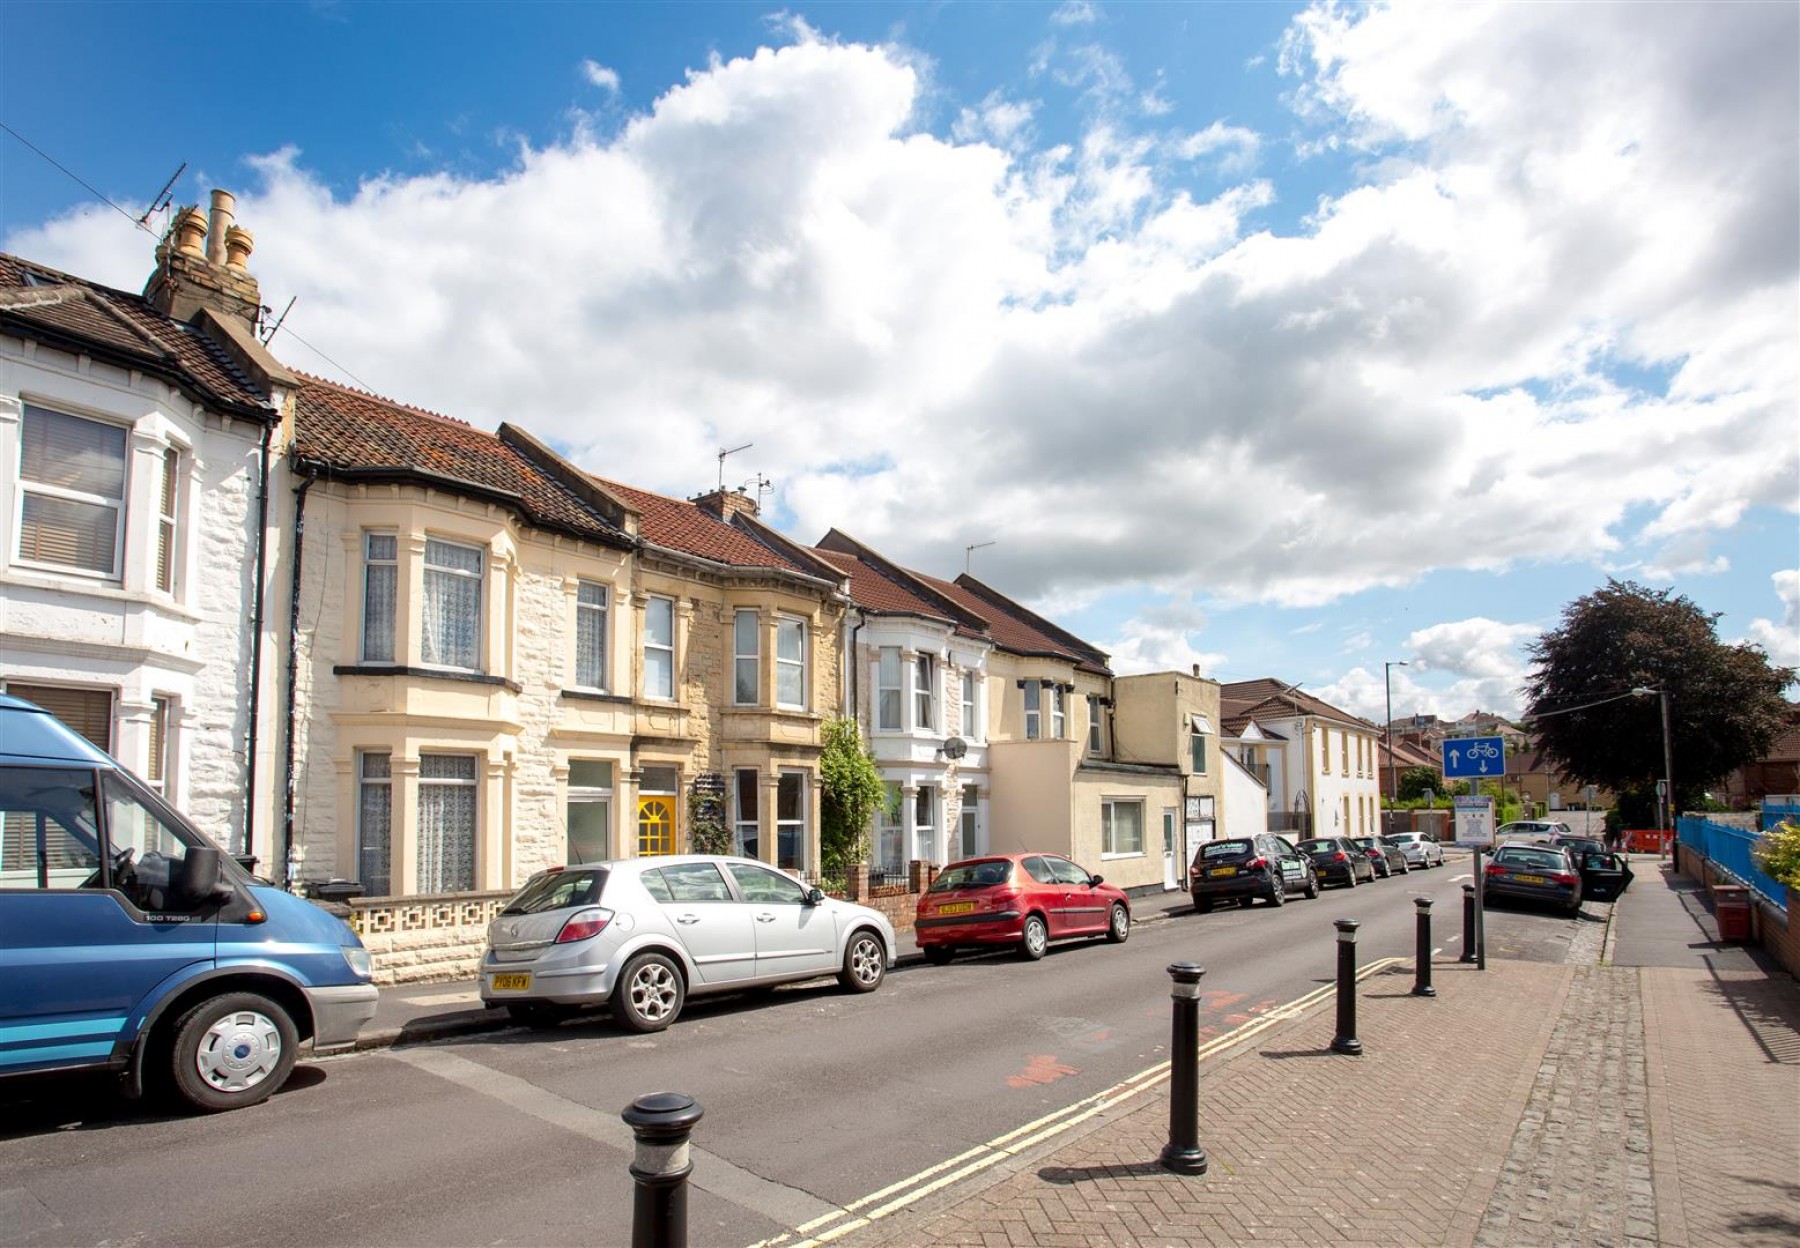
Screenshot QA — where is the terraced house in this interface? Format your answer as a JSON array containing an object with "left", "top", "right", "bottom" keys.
[
  {"left": 815, "top": 530, "right": 1219, "bottom": 897},
  {"left": 0, "top": 193, "right": 293, "bottom": 869},
  {"left": 283, "top": 380, "right": 847, "bottom": 900}
]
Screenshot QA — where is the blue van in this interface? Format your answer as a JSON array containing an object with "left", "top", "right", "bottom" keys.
[{"left": 0, "top": 694, "right": 378, "bottom": 1112}]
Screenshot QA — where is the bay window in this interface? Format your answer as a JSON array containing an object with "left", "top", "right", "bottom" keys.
[
  {"left": 643, "top": 596, "right": 674, "bottom": 699},
  {"left": 361, "top": 534, "right": 397, "bottom": 663},
  {"left": 914, "top": 653, "right": 934, "bottom": 731},
  {"left": 877, "top": 647, "right": 902, "bottom": 731},
  {"left": 776, "top": 617, "right": 806, "bottom": 709},
  {"left": 417, "top": 754, "right": 476, "bottom": 893},
  {"left": 155, "top": 448, "right": 179, "bottom": 592},
  {"left": 357, "top": 751, "right": 393, "bottom": 895},
  {"left": 961, "top": 671, "right": 977, "bottom": 737},
  {"left": 15, "top": 404, "right": 126, "bottom": 577},
  {"left": 734, "top": 768, "right": 760, "bottom": 859},
  {"left": 1050, "top": 685, "right": 1066, "bottom": 738},
  {"left": 776, "top": 771, "right": 805, "bottom": 870},
  {"left": 733, "top": 610, "right": 759, "bottom": 705},
  {"left": 1023, "top": 681, "right": 1041, "bottom": 740},
  {"left": 575, "top": 582, "right": 609, "bottom": 690},
  {"left": 421, "top": 538, "right": 482, "bottom": 670}
]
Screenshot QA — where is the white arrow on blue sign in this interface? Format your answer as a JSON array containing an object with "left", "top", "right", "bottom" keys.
[{"left": 1442, "top": 735, "right": 1506, "bottom": 779}]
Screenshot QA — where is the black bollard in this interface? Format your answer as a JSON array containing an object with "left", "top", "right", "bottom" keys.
[
  {"left": 1159, "top": 962, "right": 1209, "bottom": 1175},
  {"left": 1413, "top": 896, "right": 1436, "bottom": 998},
  {"left": 1331, "top": 919, "right": 1362, "bottom": 1055},
  {"left": 623, "top": 1092, "right": 704, "bottom": 1248},
  {"left": 1460, "top": 884, "right": 1477, "bottom": 963},
  {"left": 1473, "top": 847, "right": 1487, "bottom": 971}
]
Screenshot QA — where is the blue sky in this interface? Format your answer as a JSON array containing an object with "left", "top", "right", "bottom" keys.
[{"left": 4, "top": 0, "right": 1795, "bottom": 724}]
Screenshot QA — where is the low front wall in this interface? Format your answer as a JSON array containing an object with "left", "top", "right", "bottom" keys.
[
  {"left": 1674, "top": 845, "right": 1798, "bottom": 979},
  {"left": 348, "top": 891, "right": 511, "bottom": 985}
]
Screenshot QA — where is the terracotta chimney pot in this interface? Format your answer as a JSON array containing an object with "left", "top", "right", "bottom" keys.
[
  {"left": 224, "top": 225, "right": 255, "bottom": 271},
  {"left": 173, "top": 207, "right": 208, "bottom": 257}
]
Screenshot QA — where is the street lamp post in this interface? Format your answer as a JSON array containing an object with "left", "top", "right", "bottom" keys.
[
  {"left": 1384, "top": 661, "right": 1408, "bottom": 811},
  {"left": 1631, "top": 687, "right": 1675, "bottom": 843}
]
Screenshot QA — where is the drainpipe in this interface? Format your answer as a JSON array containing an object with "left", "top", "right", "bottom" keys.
[
  {"left": 242, "top": 418, "right": 273, "bottom": 867},
  {"left": 847, "top": 617, "right": 863, "bottom": 719},
  {"left": 280, "top": 467, "right": 316, "bottom": 889}
]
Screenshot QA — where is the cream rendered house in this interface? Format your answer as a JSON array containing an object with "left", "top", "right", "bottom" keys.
[{"left": 283, "top": 377, "right": 848, "bottom": 898}]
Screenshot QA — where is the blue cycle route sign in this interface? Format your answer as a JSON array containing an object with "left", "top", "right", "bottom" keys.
[{"left": 1443, "top": 735, "right": 1506, "bottom": 779}]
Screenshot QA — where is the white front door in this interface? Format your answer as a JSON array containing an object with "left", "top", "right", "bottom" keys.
[{"left": 1162, "top": 809, "right": 1180, "bottom": 889}]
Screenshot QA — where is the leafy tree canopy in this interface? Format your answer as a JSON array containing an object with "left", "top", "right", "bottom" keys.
[
  {"left": 818, "top": 717, "right": 887, "bottom": 876},
  {"left": 1523, "top": 580, "right": 1795, "bottom": 814},
  {"left": 1397, "top": 766, "right": 1440, "bottom": 802}
]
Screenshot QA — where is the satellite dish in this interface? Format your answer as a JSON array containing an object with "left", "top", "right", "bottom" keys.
[{"left": 941, "top": 737, "right": 967, "bottom": 761}]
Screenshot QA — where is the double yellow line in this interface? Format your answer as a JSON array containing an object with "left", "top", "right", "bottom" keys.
[{"left": 749, "top": 956, "right": 1405, "bottom": 1248}]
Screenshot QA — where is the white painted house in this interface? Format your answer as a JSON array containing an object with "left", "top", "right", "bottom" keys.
[{"left": 0, "top": 194, "right": 294, "bottom": 864}]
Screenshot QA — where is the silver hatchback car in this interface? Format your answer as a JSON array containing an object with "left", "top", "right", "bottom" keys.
[
  {"left": 1381, "top": 832, "right": 1445, "bottom": 869},
  {"left": 480, "top": 855, "right": 896, "bottom": 1031}
]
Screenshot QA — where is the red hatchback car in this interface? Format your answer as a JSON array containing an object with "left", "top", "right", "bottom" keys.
[{"left": 914, "top": 853, "right": 1131, "bottom": 963}]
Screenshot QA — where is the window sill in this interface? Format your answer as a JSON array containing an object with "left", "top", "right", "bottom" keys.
[
  {"left": 334, "top": 664, "right": 521, "bottom": 693},
  {"left": 561, "top": 689, "right": 630, "bottom": 704},
  {"left": 1100, "top": 851, "right": 1147, "bottom": 861}
]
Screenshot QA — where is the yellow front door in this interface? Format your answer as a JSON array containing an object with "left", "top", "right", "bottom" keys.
[{"left": 638, "top": 796, "right": 676, "bottom": 856}]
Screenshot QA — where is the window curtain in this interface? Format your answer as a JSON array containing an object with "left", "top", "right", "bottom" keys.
[
  {"left": 421, "top": 540, "right": 481, "bottom": 668},
  {"left": 417, "top": 755, "right": 476, "bottom": 892},
  {"left": 576, "top": 583, "right": 608, "bottom": 688},
  {"left": 362, "top": 536, "right": 397, "bottom": 662},
  {"left": 358, "top": 753, "right": 392, "bottom": 895}
]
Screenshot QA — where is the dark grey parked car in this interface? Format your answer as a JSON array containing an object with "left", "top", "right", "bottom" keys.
[
  {"left": 1351, "top": 836, "right": 1409, "bottom": 878},
  {"left": 1295, "top": 836, "right": 1376, "bottom": 887}
]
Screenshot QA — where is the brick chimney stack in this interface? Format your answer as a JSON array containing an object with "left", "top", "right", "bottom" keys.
[
  {"left": 691, "top": 488, "right": 760, "bottom": 522},
  {"left": 145, "top": 189, "right": 264, "bottom": 330}
]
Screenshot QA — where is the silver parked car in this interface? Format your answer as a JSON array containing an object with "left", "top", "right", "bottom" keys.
[
  {"left": 1381, "top": 831, "right": 1445, "bottom": 869},
  {"left": 479, "top": 855, "right": 896, "bottom": 1031}
]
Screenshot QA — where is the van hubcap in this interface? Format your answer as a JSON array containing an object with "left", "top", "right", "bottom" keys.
[{"left": 196, "top": 1010, "right": 282, "bottom": 1092}]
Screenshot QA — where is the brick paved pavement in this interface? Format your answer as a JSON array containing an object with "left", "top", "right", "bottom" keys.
[{"left": 821, "top": 861, "right": 1798, "bottom": 1248}]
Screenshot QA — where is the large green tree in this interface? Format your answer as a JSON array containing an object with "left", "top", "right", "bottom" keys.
[
  {"left": 1523, "top": 580, "right": 1794, "bottom": 824},
  {"left": 818, "top": 717, "right": 887, "bottom": 878}
]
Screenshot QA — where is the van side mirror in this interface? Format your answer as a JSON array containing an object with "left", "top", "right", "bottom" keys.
[{"left": 177, "top": 846, "right": 230, "bottom": 909}]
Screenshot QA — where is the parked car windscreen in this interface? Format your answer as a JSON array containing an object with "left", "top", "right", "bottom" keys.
[
  {"left": 1381, "top": 834, "right": 1414, "bottom": 846},
  {"left": 1199, "top": 839, "right": 1255, "bottom": 859},
  {"left": 930, "top": 860, "right": 1013, "bottom": 891},
  {"left": 502, "top": 868, "right": 607, "bottom": 914},
  {"left": 1296, "top": 839, "right": 1336, "bottom": 853}
]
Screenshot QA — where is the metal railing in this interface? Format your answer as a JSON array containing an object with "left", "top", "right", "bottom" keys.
[{"left": 1678, "top": 816, "right": 1787, "bottom": 913}]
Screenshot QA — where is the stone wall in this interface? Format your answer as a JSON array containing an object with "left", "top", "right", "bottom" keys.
[{"left": 349, "top": 890, "right": 511, "bottom": 984}]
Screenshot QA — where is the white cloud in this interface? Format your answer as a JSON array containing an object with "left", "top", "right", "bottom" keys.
[
  {"left": 581, "top": 59, "right": 620, "bottom": 93},
  {"left": 7, "top": 4, "right": 1793, "bottom": 635},
  {"left": 1052, "top": 2, "right": 1098, "bottom": 27},
  {"left": 1744, "top": 569, "right": 1800, "bottom": 668},
  {"left": 1407, "top": 618, "right": 1537, "bottom": 683}
]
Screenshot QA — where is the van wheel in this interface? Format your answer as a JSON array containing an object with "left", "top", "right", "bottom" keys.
[
  {"left": 612, "top": 953, "right": 684, "bottom": 1032},
  {"left": 170, "top": 992, "right": 298, "bottom": 1113}
]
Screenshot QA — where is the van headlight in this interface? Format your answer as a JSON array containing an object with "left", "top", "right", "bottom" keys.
[{"left": 342, "top": 944, "right": 373, "bottom": 980}]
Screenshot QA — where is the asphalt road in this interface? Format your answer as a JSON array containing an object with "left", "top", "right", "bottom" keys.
[{"left": 0, "top": 855, "right": 1598, "bottom": 1248}]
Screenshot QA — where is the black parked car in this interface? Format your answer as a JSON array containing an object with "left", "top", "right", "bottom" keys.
[
  {"left": 1351, "top": 836, "right": 1409, "bottom": 877},
  {"left": 1189, "top": 834, "right": 1319, "bottom": 910},
  {"left": 1295, "top": 837, "right": 1376, "bottom": 888},
  {"left": 1483, "top": 843, "right": 1583, "bottom": 915}
]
